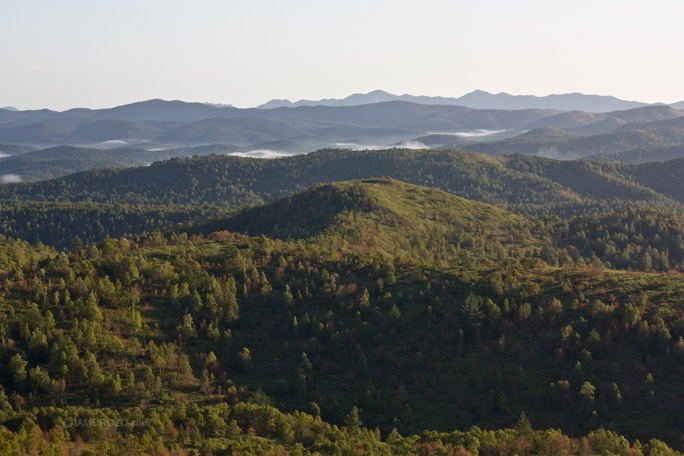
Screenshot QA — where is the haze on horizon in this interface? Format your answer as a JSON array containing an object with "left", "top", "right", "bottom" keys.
[{"left": 2, "top": 0, "right": 684, "bottom": 111}]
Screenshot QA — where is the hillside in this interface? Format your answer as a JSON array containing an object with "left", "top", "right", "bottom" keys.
[
  {"left": 0, "top": 149, "right": 673, "bottom": 212},
  {"left": 0, "top": 144, "right": 244, "bottom": 181},
  {"left": 470, "top": 123, "right": 684, "bottom": 159},
  {"left": 587, "top": 145, "right": 684, "bottom": 164},
  {"left": 5, "top": 148, "right": 684, "bottom": 249},
  {"left": 0, "top": 144, "right": 36, "bottom": 156},
  {"left": 521, "top": 105, "right": 683, "bottom": 136},
  {"left": 524, "top": 110, "right": 611, "bottom": 131},
  {"left": 632, "top": 157, "right": 684, "bottom": 202},
  {"left": 458, "top": 106, "right": 684, "bottom": 160},
  {"left": 195, "top": 179, "right": 541, "bottom": 260},
  {"left": 156, "top": 117, "right": 319, "bottom": 145},
  {"left": 413, "top": 134, "right": 473, "bottom": 147},
  {"left": 199, "top": 179, "right": 684, "bottom": 273},
  {"left": 3, "top": 170, "right": 684, "bottom": 275},
  {"left": 613, "top": 115, "right": 684, "bottom": 133},
  {"left": 0, "top": 200, "right": 225, "bottom": 249},
  {"left": 512, "top": 127, "right": 581, "bottom": 140},
  {"left": 0, "top": 146, "right": 165, "bottom": 181}
]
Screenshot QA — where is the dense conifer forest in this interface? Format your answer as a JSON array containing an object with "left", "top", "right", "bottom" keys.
[{"left": 1, "top": 151, "right": 684, "bottom": 454}]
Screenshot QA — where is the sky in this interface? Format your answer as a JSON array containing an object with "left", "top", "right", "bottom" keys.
[{"left": 2, "top": 0, "right": 684, "bottom": 111}]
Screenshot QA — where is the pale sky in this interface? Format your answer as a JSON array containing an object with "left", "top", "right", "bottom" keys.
[{"left": 2, "top": 0, "right": 684, "bottom": 111}]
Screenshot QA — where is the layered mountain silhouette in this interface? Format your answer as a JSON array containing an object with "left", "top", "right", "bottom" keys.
[
  {"left": 257, "top": 89, "right": 664, "bottom": 112},
  {"left": 2, "top": 91, "right": 684, "bottom": 181}
]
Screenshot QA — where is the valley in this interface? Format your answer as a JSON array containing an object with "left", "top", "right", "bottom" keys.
[{"left": 2, "top": 94, "right": 684, "bottom": 184}]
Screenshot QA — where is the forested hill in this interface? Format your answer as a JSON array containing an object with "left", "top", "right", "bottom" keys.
[
  {"left": 0, "top": 144, "right": 243, "bottom": 181},
  {"left": 1, "top": 148, "right": 682, "bottom": 216},
  {"left": 193, "top": 178, "right": 544, "bottom": 260},
  {"left": 191, "top": 179, "right": 684, "bottom": 273}
]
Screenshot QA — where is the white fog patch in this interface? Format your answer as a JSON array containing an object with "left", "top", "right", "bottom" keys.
[
  {"left": 228, "top": 150, "right": 292, "bottom": 159},
  {"left": 341, "top": 144, "right": 385, "bottom": 150},
  {"left": 332, "top": 142, "right": 363, "bottom": 148},
  {"left": 332, "top": 141, "right": 426, "bottom": 151},
  {"left": 0, "top": 174, "right": 22, "bottom": 183},
  {"left": 393, "top": 140, "right": 427, "bottom": 149},
  {"left": 431, "top": 129, "right": 510, "bottom": 138},
  {"left": 97, "top": 140, "right": 128, "bottom": 149},
  {"left": 332, "top": 143, "right": 389, "bottom": 151}
]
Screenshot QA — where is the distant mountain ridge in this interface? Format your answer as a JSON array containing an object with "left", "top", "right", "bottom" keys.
[
  {"left": 4, "top": 102, "right": 684, "bottom": 181},
  {"left": 3, "top": 92, "right": 684, "bottom": 175},
  {"left": 257, "top": 89, "right": 672, "bottom": 113},
  {"left": 0, "top": 100, "right": 558, "bottom": 150}
]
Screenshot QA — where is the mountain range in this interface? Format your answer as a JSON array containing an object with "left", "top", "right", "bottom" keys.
[
  {"left": 1, "top": 103, "right": 684, "bottom": 181},
  {"left": 256, "top": 89, "right": 664, "bottom": 112},
  {"left": 3, "top": 91, "right": 684, "bottom": 182}
]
